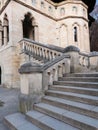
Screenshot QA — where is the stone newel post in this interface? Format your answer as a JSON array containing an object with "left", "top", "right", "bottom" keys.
[
  {"left": 19, "top": 62, "right": 43, "bottom": 113},
  {"left": 63, "top": 46, "right": 80, "bottom": 73}
]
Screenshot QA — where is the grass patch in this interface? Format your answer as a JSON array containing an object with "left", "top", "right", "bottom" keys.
[{"left": 0, "top": 100, "right": 4, "bottom": 107}]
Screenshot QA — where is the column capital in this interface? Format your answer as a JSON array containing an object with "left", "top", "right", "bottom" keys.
[{"left": 3, "top": 20, "right": 8, "bottom": 27}]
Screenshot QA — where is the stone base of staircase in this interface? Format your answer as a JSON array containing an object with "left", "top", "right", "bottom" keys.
[{"left": 4, "top": 73, "right": 98, "bottom": 130}]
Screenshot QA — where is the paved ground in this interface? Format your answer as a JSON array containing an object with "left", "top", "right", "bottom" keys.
[{"left": 0, "top": 86, "right": 20, "bottom": 130}]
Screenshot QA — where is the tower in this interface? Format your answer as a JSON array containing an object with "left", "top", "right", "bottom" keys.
[{"left": 0, "top": 0, "right": 96, "bottom": 88}]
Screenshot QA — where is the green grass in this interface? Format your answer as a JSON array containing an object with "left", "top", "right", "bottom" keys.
[{"left": 0, "top": 100, "right": 4, "bottom": 107}]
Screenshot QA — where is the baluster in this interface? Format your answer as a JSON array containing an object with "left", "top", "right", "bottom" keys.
[
  {"left": 31, "top": 45, "right": 33, "bottom": 55},
  {"left": 62, "top": 63, "right": 66, "bottom": 74},
  {"left": 49, "top": 51, "right": 52, "bottom": 60},
  {"left": 58, "top": 65, "right": 63, "bottom": 77},
  {"left": 47, "top": 71, "right": 53, "bottom": 86},
  {"left": 35, "top": 46, "right": 37, "bottom": 56},
  {"left": 53, "top": 68, "right": 58, "bottom": 81},
  {"left": 40, "top": 48, "right": 42, "bottom": 57},
  {"left": 38, "top": 47, "right": 40, "bottom": 56},
  {"left": 36, "top": 47, "right": 38, "bottom": 56},
  {"left": 46, "top": 50, "right": 49, "bottom": 60},
  {"left": 47, "top": 51, "right": 50, "bottom": 60},
  {"left": 43, "top": 50, "right": 46, "bottom": 58},
  {"left": 22, "top": 41, "right": 25, "bottom": 51}
]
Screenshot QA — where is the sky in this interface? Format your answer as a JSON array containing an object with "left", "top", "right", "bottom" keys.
[{"left": 96, "top": 0, "right": 98, "bottom": 4}]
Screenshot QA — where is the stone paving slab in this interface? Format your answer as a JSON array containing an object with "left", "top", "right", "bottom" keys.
[{"left": 0, "top": 86, "right": 20, "bottom": 130}]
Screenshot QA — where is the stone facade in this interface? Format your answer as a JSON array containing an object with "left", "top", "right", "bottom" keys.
[{"left": 0, "top": 0, "right": 91, "bottom": 88}]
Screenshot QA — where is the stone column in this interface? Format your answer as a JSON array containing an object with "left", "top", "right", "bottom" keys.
[
  {"left": 3, "top": 24, "right": 8, "bottom": 45},
  {"left": 0, "top": 25, "right": 3, "bottom": 46},
  {"left": 34, "top": 25, "right": 39, "bottom": 42}
]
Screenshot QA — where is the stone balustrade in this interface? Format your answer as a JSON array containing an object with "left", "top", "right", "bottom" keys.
[
  {"left": 19, "top": 39, "right": 98, "bottom": 73},
  {"left": 19, "top": 38, "right": 63, "bottom": 63},
  {"left": 42, "top": 55, "right": 70, "bottom": 89},
  {"left": 19, "top": 54, "right": 70, "bottom": 113},
  {"left": 79, "top": 52, "right": 90, "bottom": 68}
]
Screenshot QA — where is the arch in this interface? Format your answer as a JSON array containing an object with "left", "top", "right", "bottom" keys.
[
  {"left": 60, "top": 8, "right": 65, "bottom": 16},
  {"left": 72, "top": 23, "right": 80, "bottom": 46},
  {"left": 48, "top": 6, "right": 53, "bottom": 13},
  {"left": 22, "top": 12, "right": 39, "bottom": 41},
  {"left": 3, "top": 13, "right": 9, "bottom": 43},
  {"left": 60, "top": 24, "right": 68, "bottom": 47},
  {"left": 72, "top": 6, "right": 77, "bottom": 13},
  {"left": 0, "top": 20, "right": 3, "bottom": 46},
  {"left": 74, "top": 26, "right": 78, "bottom": 42},
  {"left": 22, "top": 12, "right": 35, "bottom": 40},
  {"left": 41, "top": 1, "right": 45, "bottom": 8},
  {"left": 32, "top": 0, "right": 36, "bottom": 5}
]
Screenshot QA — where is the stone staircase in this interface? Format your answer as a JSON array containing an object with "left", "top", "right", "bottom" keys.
[{"left": 4, "top": 73, "right": 98, "bottom": 130}]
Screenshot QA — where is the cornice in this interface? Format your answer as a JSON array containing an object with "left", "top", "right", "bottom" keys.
[{"left": 0, "top": 0, "right": 88, "bottom": 23}]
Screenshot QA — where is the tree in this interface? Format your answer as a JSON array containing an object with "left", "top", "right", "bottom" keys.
[{"left": 90, "top": 4, "right": 98, "bottom": 51}]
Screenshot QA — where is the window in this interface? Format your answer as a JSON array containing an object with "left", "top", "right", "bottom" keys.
[
  {"left": 60, "top": 8, "right": 65, "bottom": 16},
  {"left": 2, "top": 31, "right": 4, "bottom": 45},
  {"left": 49, "top": 6, "right": 53, "bottom": 12},
  {"left": 32, "top": 0, "right": 36, "bottom": 5},
  {"left": 74, "top": 27, "right": 78, "bottom": 42},
  {"left": 3, "top": 14, "right": 9, "bottom": 44},
  {"left": 83, "top": 8, "right": 86, "bottom": 17},
  {"left": 41, "top": 1, "right": 45, "bottom": 8},
  {"left": 72, "top": 6, "right": 77, "bottom": 13}
]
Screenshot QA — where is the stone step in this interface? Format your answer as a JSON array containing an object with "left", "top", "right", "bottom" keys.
[
  {"left": 34, "top": 103, "right": 98, "bottom": 130},
  {"left": 53, "top": 81, "right": 98, "bottom": 88},
  {"left": 4, "top": 113, "right": 41, "bottom": 130},
  {"left": 46, "top": 90, "right": 98, "bottom": 105},
  {"left": 49, "top": 85, "right": 98, "bottom": 96},
  {"left": 26, "top": 110, "right": 78, "bottom": 130},
  {"left": 42, "top": 96, "right": 98, "bottom": 119},
  {"left": 63, "top": 73, "right": 98, "bottom": 77},
  {"left": 59, "top": 77, "right": 98, "bottom": 82}
]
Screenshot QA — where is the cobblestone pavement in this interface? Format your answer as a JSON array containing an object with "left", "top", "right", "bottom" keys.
[{"left": 0, "top": 86, "right": 20, "bottom": 130}]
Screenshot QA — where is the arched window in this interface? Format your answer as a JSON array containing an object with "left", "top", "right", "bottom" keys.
[
  {"left": 32, "top": 0, "right": 36, "bottom": 5},
  {"left": 60, "top": 8, "right": 65, "bottom": 16},
  {"left": 41, "top": 1, "right": 45, "bottom": 8},
  {"left": 49, "top": 6, "right": 53, "bottom": 12},
  {"left": 22, "top": 12, "right": 39, "bottom": 41},
  {"left": 83, "top": 8, "right": 86, "bottom": 17},
  {"left": 72, "top": 6, "right": 77, "bottom": 13},
  {"left": 2, "top": 31, "right": 4, "bottom": 45},
  {"left": 0, "top": 20, "right": 4, "bottom": 46},
  {"left": 74, "top": 26, "right": 78, "bottom": 42},
  {"left": 22, "top": 13, "right": 34, "bottom": 40},
  {"left": 3, "top": 14, "right": 9, "bottom": 44}
]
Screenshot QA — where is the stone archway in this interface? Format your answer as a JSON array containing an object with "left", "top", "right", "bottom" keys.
[
  {"left": 22, "top": 12, "right": 39, "bottom": 41},
  {"left": 22, "top": 12, "right": 34, "bottom": 40}
]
